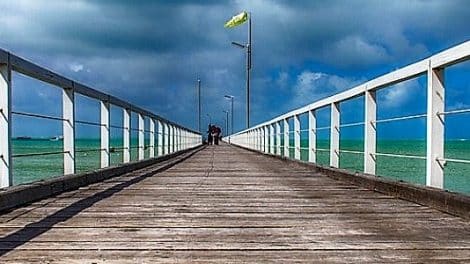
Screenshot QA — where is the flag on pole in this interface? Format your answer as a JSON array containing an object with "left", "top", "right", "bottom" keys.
[{"left": 224, "top": 11, "right": 248, "bottom": 28}]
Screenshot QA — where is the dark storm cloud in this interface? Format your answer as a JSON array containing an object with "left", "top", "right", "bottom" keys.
[{"left": 0, "top": 0, "right": 469, "bottom": 133}]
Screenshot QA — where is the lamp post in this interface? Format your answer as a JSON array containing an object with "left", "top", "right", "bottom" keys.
[
  {"left": 197, "top": 78, "right": 201, "bottom": 133},
  {"left": 224, "top": 95, "right": 234, "bottom": 135},
  {"left": 222, "top": 110, "right": 229, "bottom": 136},
  {"left": 231, "top": 13, "right": 251, "bottom": 128},
  {"left": 206, "top": 114, "right": 211, "bottom": 125}
]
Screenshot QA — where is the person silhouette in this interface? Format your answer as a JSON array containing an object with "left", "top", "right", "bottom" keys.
[{"left": 207, "top": 124, "right": 213, "bottom": 145}]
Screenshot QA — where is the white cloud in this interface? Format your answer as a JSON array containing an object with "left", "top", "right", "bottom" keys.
[
  {"left": 276, "top": 71, "right": 289, "bottom": 89},
  {"left": 322, "top": 36, "right": 391, "bottom": 67},
  {"left": 449, "top": 102, "right": 470, "bottom": 111},
  {"left": 291, "top": 71, "right": 362, "bottom": 106},
  {"left": 69, "top": 63, "right": 84, "bottom": 73},
  {"left": 380, "top": 79, "right": 421, "bottom": 108}
]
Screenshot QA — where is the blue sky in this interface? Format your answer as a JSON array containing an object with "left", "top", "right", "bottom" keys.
[{"left": 1, "top": 0, "right": 469, "bottom": 139}]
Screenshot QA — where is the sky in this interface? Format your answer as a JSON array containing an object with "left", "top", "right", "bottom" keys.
[{"left": 1, "top": 0, "right": 469, "bottom": 140}]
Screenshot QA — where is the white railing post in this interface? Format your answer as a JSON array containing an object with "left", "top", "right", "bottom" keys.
[
  {"left": 157, "top": 120, "right": 163, "bottom": 156},
  {"left": 426, "top": 63, "right": 445, "bottom": 188},
  {"left": 284, "top": 119, "right": 289, "bottom": 157},
  {"left": 138, "top": 114, "right": 144, "bottom": 160},
  {"left": 169, "top": 125, "right": 174, "bottom": 153},
  {"left": 269, "top": 124, "right": 275, "bottom": 154},
  {"left": 308, "top": 110, "right": 316, "bottom": 163},
  {"left": 123, "top": 108, "right": 131, "bottom": 162},
  {"left": 164, "top": 123, "right": 169, "bottom": 155},
  {"left": 181, "top": 129, "right": 185, "bottom": 150},
  {"left": 100, "top": 100, "right": 110, "bottom": 168},
  {"left": 258, "top": 128, "right": 262, "bottom": 151},
  {"left": 63, "top": 84, "right": 75, "bottom": 175},
  {"left": 264, "top": 126, "right": 269, "bottom": 153},
  {"left": 254, "top": 129, "right": 257, "bottom": 150},
  {"left": 276, "top": 122, "right": 281, "bottom": 155},
  {"left": 254, "top": 130, "right": 257, "bottom": 150},
  {"left": 247, "top": 130, "right": 251, "bottom": 148},
  {"left": 0, "top": 58, "right": 12, "bottom": 187},
  {"left": 176, "top": 127, "right": 180, "bottom": 151},
  {"left": 364, "top": 89, "right": 377, "bottom": 174},
  {"left": 330, "top": 102, "right": 340, "bottom": 168},
  {"left": 149, "top": 119, "right": 155, "bottom": 158},
  {"left": 294, "top": 115, "right": 301, "bottom": 160}
]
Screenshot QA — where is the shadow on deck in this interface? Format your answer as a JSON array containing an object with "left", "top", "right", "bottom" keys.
[{"left": 0, "top": 143, "right": 469, "bottom": 262}]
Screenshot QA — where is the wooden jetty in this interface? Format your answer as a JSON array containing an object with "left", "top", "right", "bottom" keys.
[{"left": 0, "top": 144, "right": 469, "bottom": 263}]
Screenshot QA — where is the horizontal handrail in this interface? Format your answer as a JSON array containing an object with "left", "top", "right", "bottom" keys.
[
  {"left": 374, "top": 113, "right": 427, "bottom": 124},
  {"left": 227, "top": 40, "right": 470, "bottom": 193},
  {"left": 12, "top": 111, "right": 66, "bottom": 122},
  {"left": 340, "top": 149, "right": 364, "bottom": 155},
  {"left": 76, "top": 120, "right": 103, "bottom": 127},
  {"left": 439, "top": 108, "right": 470, "bottom": 116},
  {"left": 0, "top": 49, "right": 200, "bottom": 134},
  {"left": 13, "top": 151, "right": 69, "bottom": 158},
  {"left": 372, "top": 152, "right": 426, "bottom": 160},
  {"left": 231, "top": 40, "right": 470, "bottom": 136},
  {"left": 340, "top": 121, "right": 365, "bottom": 128},
  {"left": 439, "top": 157, "right": 470, "bottom": 165},
  {"left": 75, "top": 148, "right": 105, "bottom": 153},
  {"left": 0, "top": 48, "right": 203, "bottom": 188}
]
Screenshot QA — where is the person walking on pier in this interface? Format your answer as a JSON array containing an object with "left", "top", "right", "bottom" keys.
[
  {"left": 214, "top": 126, "right": 221, "bottom": 145},
  {"left": 207, "top": 124, "right": 213, "bottom": 145}
]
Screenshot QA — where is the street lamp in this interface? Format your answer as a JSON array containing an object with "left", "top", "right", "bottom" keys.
[
  {"left": 230, "top": 14, "right": 251, "bottom": 128},
  {"left": 222, "top": 110, "right": 229, "bottom": 136},
  {"left": 197, "top": 78, "right": 201, "bottom": 133},
  {"left": 206, "top": 114, "right": 211, "bottom": 125},
  {"left": 224, "top": 95, "right": 234, "bottom": 135}
]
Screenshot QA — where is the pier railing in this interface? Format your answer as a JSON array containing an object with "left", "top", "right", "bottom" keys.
[
  {"left": 0, "top": 49, "right": 202, "bottom": 188},
  {"left": 227, "top": 40, "right": 470, "bottom": 191}
]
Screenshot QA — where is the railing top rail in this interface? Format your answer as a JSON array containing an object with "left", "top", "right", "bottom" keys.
[
  {"left": 231, "top": 40, "right": 470, "bottom": 136},
  {"left": 0, "top": 48, "right": 200, "bottom": 135}
]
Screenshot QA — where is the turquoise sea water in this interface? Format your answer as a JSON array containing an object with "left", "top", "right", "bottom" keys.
[
  {"left": 284, "top": 139, "right": 469, "bottom": 195},
  {"left": 11, "top": 139, "right": 470, "bottom": 195},
  {"left": 12, "top": 138, "right": 144, "bottom": 185}
]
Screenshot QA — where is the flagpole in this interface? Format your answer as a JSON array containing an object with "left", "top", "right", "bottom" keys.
[
  {"left": 246, "top": 13, "right": 251, "bottom": 128},
  {"left": 197, "top": 78, "right": 201, "bottom": 133}
]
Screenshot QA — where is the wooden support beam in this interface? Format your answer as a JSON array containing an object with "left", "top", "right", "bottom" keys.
[
  {"left": 426, "top": 64, "right": 445, "bottom": 188},
  {"left": 123, "top": 108, "right": 131, "bottom": 162},
  {"left": 149, "top": 119, "right": 155, "bottom": 158},
  {"left": 294, "top": 115, "right": 301, "bottom": 160},
  {"left": 364, "top": 89, "right": 376, "bottom": 174},
  {"left": 0, "top": 59, "right": 11, "bottom": 187},
  {"left": 330, "top": 102, "right": 340, "bottom": 168},
  {"left": 308, "top": 110, "right": 316, "bottom": 163},
  {"left": 100, "top": 100, "right": 110, "bottom": 168},
  {"left": 63, "top": 85, "right": 75, "bottom": 174},
  {"left": 284, "top": 119, "right": 289, "bottom": 157}
]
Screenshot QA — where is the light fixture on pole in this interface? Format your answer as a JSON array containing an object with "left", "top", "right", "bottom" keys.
[
  {"left": 225, "top": 11, "right": 251, "bottom": 128},
  {"left": 206, "top": 114, "right": 211, "bottom": 125},
  {"left": 222, "top": 110, "right": 229, "bottom": 136},
  {"left": 197, "top": 78, "right": 201, "bottom": 133},
  {"left": 224, "top": 95, "right": 234, "bottom": 135}
]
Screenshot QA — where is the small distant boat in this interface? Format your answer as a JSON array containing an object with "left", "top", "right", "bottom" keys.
[
  {"left": 15, "top": 136, "right": 32, "bottom": 140},
  {"left": 49, "top": 136, "right": 64, "bottom": 141}
]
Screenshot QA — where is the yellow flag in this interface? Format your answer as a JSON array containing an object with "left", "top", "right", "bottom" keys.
[{"left": 224, "top": 11, "right": 248, "bottom": 28}]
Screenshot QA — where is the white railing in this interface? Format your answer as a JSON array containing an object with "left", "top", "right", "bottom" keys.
[
  {"left": 0, "top": 49, "right": 202, "bottom": 188},
  {"left": 227, "top": 40, "right": 470, "bottom": 190}
]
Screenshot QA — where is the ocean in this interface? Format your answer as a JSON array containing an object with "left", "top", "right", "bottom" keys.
[{"left": 11, "top": 138, "right": 470, "bottom": 195}]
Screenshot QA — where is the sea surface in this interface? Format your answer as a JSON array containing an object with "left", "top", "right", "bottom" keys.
[{"left": 11, "top": 138, "right": 470, "bottom": 195}]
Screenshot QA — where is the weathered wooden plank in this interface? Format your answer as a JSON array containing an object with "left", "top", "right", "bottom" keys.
[
  {"left": 0, "top": 143, "right": 468, "bottom": 262},
  {"left": 2, "top": 249, "right": 470, "bottom": 264}
]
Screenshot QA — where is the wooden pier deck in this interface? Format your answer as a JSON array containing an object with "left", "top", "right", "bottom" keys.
[{"left": 0, "top": 144, "right": 469, "bottom": 263}]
